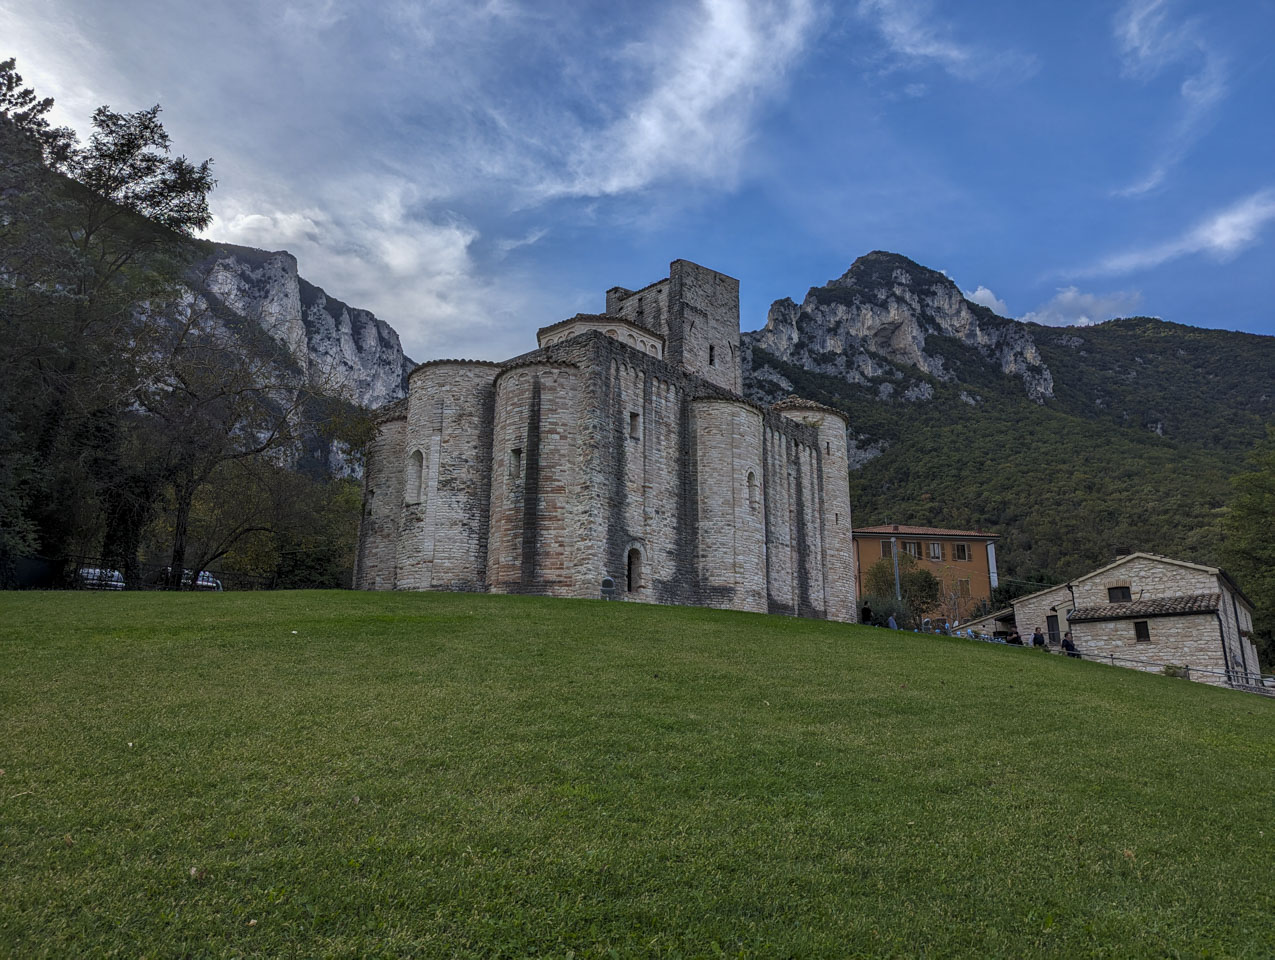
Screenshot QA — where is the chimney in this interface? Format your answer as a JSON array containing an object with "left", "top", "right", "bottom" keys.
[{"left": 892, "top": 524, "right": 899, "bottom": 532}]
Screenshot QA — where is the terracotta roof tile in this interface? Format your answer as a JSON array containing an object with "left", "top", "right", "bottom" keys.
[
  {"left": 854, "top": 524, "right": 999, "bottom": 539},
  {"left": 1068, "top": 592, "right": 1220, "bottom": 622}
]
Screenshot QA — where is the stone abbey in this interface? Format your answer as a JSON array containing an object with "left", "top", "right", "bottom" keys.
[{"left": 354, "top": 259, "right": 857, "bottom": 622}]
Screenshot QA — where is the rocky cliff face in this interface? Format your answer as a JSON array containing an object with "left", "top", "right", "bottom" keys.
[
  {"left": 197, "top": 244, "right": 413, "bottom": 409},
  {"left": 744, "top": 251, "right": 1053, "bottom": 406}
]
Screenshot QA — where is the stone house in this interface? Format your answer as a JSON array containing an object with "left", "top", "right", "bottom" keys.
[
  {"left": 967, "top": 553, "right": 1261, "bottom": 688},
  {"left": 852, "top": 524, "right": 999, "bottom": 621},
  {"left": 355, "top": 259, "right": 857, "bottom": 622}
]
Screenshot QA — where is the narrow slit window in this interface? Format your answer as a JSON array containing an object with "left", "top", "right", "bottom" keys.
[
  {"left": 747, "top": 471, "right": 758, "bottom": 511},
  {"left": 627, "top": 548, "right": 642, "bottom": 592},
  {"left": 511, "top": 447, "right": 522, "bottom": 479},
  {"left": 629, "top": 412, "right": 640, "bottom": 439},
  {"left": 406, "top": 450, "right": 424, "bottom": 504},
  {"left": 708, "top": 345, "right": 716, "bottom": 366}
]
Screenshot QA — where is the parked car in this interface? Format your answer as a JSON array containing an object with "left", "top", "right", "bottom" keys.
[
  {"left": 148, "top": 567, "right": 224, "bottom": 591},
  {"left": 77, "top": 567, "right": 125, "bottom": 590},
  {"left": 189, "top": 570, "right": 223, "bottom": 592}
]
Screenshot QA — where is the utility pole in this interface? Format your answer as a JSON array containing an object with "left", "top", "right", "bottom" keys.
[{"left": 891, "top": 536, "right": 902, "bottom": 602}]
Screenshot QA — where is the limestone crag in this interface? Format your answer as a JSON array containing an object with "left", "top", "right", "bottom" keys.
[
  {"left": 197, "top": 245, "right": 413, "bottom": 409},
  {"left": 744, "top": 251, "right": 1053, "bottom": 405}
]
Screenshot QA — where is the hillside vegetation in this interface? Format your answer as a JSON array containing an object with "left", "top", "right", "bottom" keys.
[
  {"left": 756, "top": 345, "right": 1233, "bottom": 584},
  {"left": 745, "top": 253, "right": 1275, "bottom": 607},
  {"left": 3, "top": 591, "right": 1272, "bottom": 958}
]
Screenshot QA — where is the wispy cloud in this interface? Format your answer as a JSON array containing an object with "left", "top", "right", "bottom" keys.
[
  {"left": 1080, "top": 188, "right": 1275, "bottom": 276},
  {"left": 1112, "top": 0, "right": 1227, "bottom": 196},
  {"left": 855, "top": 0, "right": 1037, "bottom": 81},
  {"left": 542, "top": 0, "right": 819, "bottom": 198},
  {"left": 1022, "top": 287, "right": 1144, "bottom": 326}
]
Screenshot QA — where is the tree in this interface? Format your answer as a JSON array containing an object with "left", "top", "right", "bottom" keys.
[
  {"left": 0, "top": 57, "right": 74, "bottom": 162},
  {"left": 1221, "top": 427, "right": 1275, "bottom": 670},
  {"left": 862, "top": 551, "right": 941, "bottom": 618},
  {"left": 0, "top": 58, "right": 215, "bottom": 582}
]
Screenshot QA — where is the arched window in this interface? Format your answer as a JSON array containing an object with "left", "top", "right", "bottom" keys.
[
  {"left": 406, "top": 450, "right": 424, "bottom": 503},
  {"left": 747, "top": 471, "right": 758, "bottom": 511},
  {"left": 627, "top": 333, "right": 637, "bottom": 345},
  {"left": 627, "top": 548, "right": 642, "bottom": 593}
]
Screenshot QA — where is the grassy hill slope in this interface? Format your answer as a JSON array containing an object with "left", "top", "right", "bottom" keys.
[{"left": 3, "top": 591, "right": 1273, "bottom": 958}]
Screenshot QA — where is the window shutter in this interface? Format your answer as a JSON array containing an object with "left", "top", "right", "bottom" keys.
[{"left": 941, "top": 542, "right": 947, "bottom": 561}]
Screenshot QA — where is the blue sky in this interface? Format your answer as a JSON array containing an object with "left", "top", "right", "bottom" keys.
[{"left": 4, "top": 0, "right": 1273, "bottom": 360}]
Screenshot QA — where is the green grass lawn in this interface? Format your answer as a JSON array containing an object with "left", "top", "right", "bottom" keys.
[{"left": 2, "top": 590, "right": 1273, "bottom": 958}]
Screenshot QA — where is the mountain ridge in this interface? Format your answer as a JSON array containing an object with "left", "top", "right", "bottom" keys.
[
  {"left": 740, "top": 250, "right": 1275, "bottom": 586},
  {"left": 196, "top": 242, "right": 414, "bottom": 411}
]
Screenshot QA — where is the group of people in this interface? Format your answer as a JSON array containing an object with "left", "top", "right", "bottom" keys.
[
  {"left": 1006, "top": 627, "right": 1080, "bottom": 657},
  {"left": 860, "top": 604, "right": 1081, "bottom": 658}
]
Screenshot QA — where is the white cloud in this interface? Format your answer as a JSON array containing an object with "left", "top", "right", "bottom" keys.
[
  {"left": 962, "top": 285, "right": 1009, "bottom": 316},
  {"left": 1112, "top": 0, "right": 1227, "bottom": 196},
  {"left": 542, "top": 0, "right": 819, "bottom": 198},
  {"left": 212, "top": 178, "right": 543, "bottom": 361},
  {"left": 855, "top": 0, "right": 1037, "bottom": 81},
  {"left": 1022, "top": 287, "right": 1144, "bottom": 327},
  {"left": 1084, "top": 189, "right": 1275, "bottom": 276},
  {"left": 4, "top": 0, "right": 823, "bottom": 360}
]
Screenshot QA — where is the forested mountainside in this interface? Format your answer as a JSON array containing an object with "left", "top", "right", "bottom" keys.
[
  {"left": 742, "top": 251, "right": 1275, "bottom": 588},
  {"left": 0, "top": 79, "right": 409, "bottom": 589}
]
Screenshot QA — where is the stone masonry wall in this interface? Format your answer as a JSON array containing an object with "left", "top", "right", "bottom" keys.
[
  {"left": 395, "top": 362, "right": 498, "bottom": 592},
  {"left": 780, "top": 408, "right": 856, "bottom": 622},
  {"left": 1012, "top": 585, "right": 1074, "bottom": 644},
  {"left": 354, "top": 410, "right": 406, "bottom": 590},
  {"left": 1072, "top": 556, "right": 1216, "bottom": 606},
  {"left": 608, "top": 279, "right": 670, "bottom": 340},
  {"left": 1074, "top": 614, "right": 1228, "bottom": 686},
  {"left": 669, "top": 260, "right": 741, "bottom": 394},
  {"left": 543, "top": 332, "right": 836, "bottom": 616},
  {"left": 486, "top": 363, "right": 580, "bottom": 596},
  {"left": 692, "top": 399, "right": 767, "bottom": 613}
]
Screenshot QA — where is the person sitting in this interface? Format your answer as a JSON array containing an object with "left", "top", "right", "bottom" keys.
[
  {"left": 1062, "top": 631, "right": 1080, "bottom": 658},
  {"left": 1006, "top": 630, "right": 1023, "bottom": 645},
  {"left": 1031, "top": 627, "right": 1046, "bottom": 648}
]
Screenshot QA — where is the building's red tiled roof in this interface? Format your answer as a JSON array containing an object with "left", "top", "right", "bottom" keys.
[
  {"left": 1068, "top": 592, "right": 1220, "bottom": 622},
  {"left": 854, "top": 524, "right": 999, "bottom": 539}
]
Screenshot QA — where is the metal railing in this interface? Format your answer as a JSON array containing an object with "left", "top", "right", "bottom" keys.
[{"left": 924, "top": 626, "right": 1274, "bottom": 692}]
